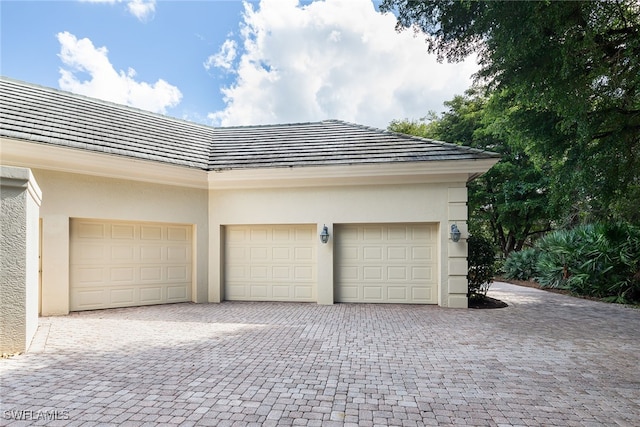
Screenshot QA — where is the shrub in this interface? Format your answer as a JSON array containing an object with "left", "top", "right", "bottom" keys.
[
  {"left": 467, "top": 235, "right": 496, "bottom": 298},
  {"left": 534, "top": 223, "right": 640, "bottom": 303},
  {"left": 503, "top": 248, "right": 538, "bottom": 280},
  {"left": 534, "top": 228, "right": 584, "bottom": 289}
]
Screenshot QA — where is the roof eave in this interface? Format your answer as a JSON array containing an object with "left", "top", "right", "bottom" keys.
[
  {"left": 1, "top": 137, "right": 209, "bottom": 190},
  {"left": 208, "top": 158, "right": 500, "bottom": 189}
]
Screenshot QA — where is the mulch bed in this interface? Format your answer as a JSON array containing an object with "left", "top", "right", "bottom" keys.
[{"left": 468, "top": 295, "right": 509, "bottom": 309}]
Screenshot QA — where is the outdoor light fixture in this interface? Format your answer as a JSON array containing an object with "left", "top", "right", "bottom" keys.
[
  {"left": 320, "top": 225, "right": 330, "bottom": 244},
  {"left": 450, "top": 224, "right": 462, "bottom": 242}
]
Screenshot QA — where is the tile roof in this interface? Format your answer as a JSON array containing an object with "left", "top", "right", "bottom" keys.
[{"left": 0, "top": 77, "right": 499, "bottom": 171}]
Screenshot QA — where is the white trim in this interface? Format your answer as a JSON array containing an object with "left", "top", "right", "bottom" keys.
[
  {"left": 2, "top": 137, "right": 499, "bottom": 190},
  {"left": 1, "top": 138, "right": 209, "bottom": 189},
  {"left": 208, "top": 159, "right": 499, "bottom": 189}
]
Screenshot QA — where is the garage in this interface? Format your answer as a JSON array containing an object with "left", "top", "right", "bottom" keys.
[
  {"left": 335, "top": 223, "right": 438, "bottom": 304},
  {"left": 224, "top": 224, "right": 317, "bottom": 302},
  {"left": 70, "top": 219, "right": 192, "bottom": 311}
]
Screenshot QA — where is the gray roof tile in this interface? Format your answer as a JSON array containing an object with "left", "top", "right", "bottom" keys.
[{"left": 1, "top": 77, "right": 499, "bottom": 171}]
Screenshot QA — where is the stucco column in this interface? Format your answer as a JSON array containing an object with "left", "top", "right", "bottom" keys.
[
  {"left": 316, "top": 223, "right": 334, "bottom": 305},
  {"left": 1, "top": 166, "right": 42, "bottom": 354},
  {"left": 447, "top": 186, "right": 469, "bottom": 308}
]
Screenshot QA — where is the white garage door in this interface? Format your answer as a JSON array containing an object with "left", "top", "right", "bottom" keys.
[
  {"left": 335, "top": 223, "right": 438, "bottom": 304},
  {"left": 70, "top": 219, "right": 192, "bottom": 311},
  {"left": 225, "top": 225, "right": 317, "bottom": 302}
]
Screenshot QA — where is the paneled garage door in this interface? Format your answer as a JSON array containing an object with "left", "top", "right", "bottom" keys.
[
  {"left": 70, "top": 219, "right": 192, "bottom": 311},
  {"left": 225, "top": 225, "right": 317, "bottom": 302},
  {"left": 335, "top": 223, "right": 438, "bottom": 304}
]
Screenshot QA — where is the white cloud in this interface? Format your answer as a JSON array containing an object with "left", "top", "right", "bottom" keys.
[
  {"left": 56, "top": 31, "right": 182, "bottom": 114},
  {"left": 207, "top": 0, "right": 478, "bottom": 129},
  {"left": 204, "top": 39, "right": 237, "bottom": 71},
  {"left": 79, "top": 0, "right": 156, "bottom": 22},
  {"left": 126, "top": 0, "right": 155, "bottom": 21}
]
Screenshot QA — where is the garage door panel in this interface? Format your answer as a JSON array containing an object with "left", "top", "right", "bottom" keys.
[
  {"left": 77, "top": 222, "right": 105, "bottom": 239},
  {"left": 70, "top": 219, "right": 192, "bottom": 311},
  {"left": 388, "top": 246, "right": 407, "bottom": 260},
  {"left": 273, "top": 228, "right": 291, "bottom": 240},
  {"left": 412, "top": 246, "right": 432, "bottom": 260},
  {"left": 141, "top": 246, "right": 162, "bottom": 261},
  {"left": 273, "top": 247, "right": 290, "bottom": 259},
  {"left": 250, "top": 265, "right": 269, "bottom": 279},
  {"left": 340, "top": 265, "right": 359, "bottom": 280},
  {"left": 341, "top": 246, "right": 359, "bottom": 260},
  {"left": 412, "top": 287, "right": 432, "bottom": 301},
  {"left": 364, "top": 266, "right": 383, "bottom": 280},
  {"left": 140, "top": 287, "right": 162, "bottom": 302},
  {"left": 363, "top": 286, "right": 383, "bottom": 300},
  {"left": 250, "top": 247, "right": 269, "bottom": 260},
  {"left": 167, "top": 265, "right": 189, "bottom": 280},
  {"left": 251, "top": 228, "right": 268, "bottom": 241},
  {"left": 167, "top": 285, "right": 187, "bottom": 300},
  {"left": 76, "top": 267, "right": 105, "bottom": 284},
  {"left": 74, "top": 289, "right": 104, "bottom": 308},
  {"left": 388, "top": 266, "right": 407, "bottom": 280},
  {"left": 111, "top": 245, "right": 134, "bottom": 261},
  {"left": 141, "top": 226, "right": 162, "bottom": 240},
  {"left": 112, "top": 224, "right": 135, "bottom": 239},
  {"left": 225, "top": 225, "right": 317, "bottom": 302},
  {"left": 364, "top": 246, "right": 383, "bottom": 260},
  {"left": 111, "top": 288, "right": 135, "bottom": 304},
  {"left": 363, "top": 227, "right": 383, "bottom": 240},
  {"left": 273, "top": 266, "right": 291, "bottom": 279},
  {"left": 250, "top": 285, "right": 269, "bottom": 298},
  {"left": 110, "top": 267, "right": 135, "bottom": 283},
  {"left": 72, "top": 244, "right": 104, "bottom": 261},
  {"left": 272, "top": 285, "right": 291, "bottom": 298},
  {"left": 295, "top": 286, "right": 314, "bottom": 299},
  {"left": 335, "top": 223, "right": 438, "bottom": 304},
  {"left": 294, "top": 265, "right": 314, "bottom": 280},
  {"left": 387, "top": 286, "right": 408, "bottom": 300},
  {"left": 294, "top": 247, "right": 313, "bottom": 260},
  {"left": 141, "top": 266, "right": 162, "bottom": 281},
  {"left": 168, "top": 246, "right": 188, "bottom": 261},
  {"left": 412, "top": 266, "right": 432, "bottom": 280},
  {"left": 167, "top": 227, "right": 188, "bottom": 241},
  {"left": 387, "top": 227, "right": 408, "bottom": 240}
]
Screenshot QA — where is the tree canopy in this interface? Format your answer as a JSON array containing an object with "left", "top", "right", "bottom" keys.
[
  {"left": 381, "top": 0, "right": 640, "bottom": 224},
  {"left": 389, "top": 91, "right": 552, "bottom": 257}
]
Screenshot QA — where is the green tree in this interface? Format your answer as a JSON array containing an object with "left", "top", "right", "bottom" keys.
[
  {"left": 381, "top": 0, "right": 640, "bottom": 225},
  {"left": 389, "top": 90, "right": 552, "bottom": 257}
]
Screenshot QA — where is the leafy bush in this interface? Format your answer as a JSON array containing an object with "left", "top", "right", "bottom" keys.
[
  {"left": 503, "top": 248, "right": 538, "bottom": 280},
  {"left": 534, "top": 228, "right": 584, "bottom": 289},
  {"left": 467, "top": 235, "right": 496, "bottom": 298},
  {"left": 534, "top": 223, "right": 640, "bottom": 303}
]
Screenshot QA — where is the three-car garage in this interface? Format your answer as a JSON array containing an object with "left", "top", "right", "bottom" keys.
[{"left": 69, "top": 220, "right": 439, "bottom": 311}]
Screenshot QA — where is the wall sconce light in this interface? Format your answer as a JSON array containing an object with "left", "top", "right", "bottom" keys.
[
  {"left": 450, "top": 224, "right": 461, "bottom": 242},
  {"left": 320, "top": 224, "right": 330, "bottom": 244}
]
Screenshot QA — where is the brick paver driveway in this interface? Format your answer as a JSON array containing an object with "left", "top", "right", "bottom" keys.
[{"left": 1, "top": 282, "right": 639, "bottom": 426}]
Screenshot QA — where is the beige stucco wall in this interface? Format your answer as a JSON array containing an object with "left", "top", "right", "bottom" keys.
[
  {"left": 31, "top": 169, "right": 209, "bottom": 315},
  {"left": 208, "top": 180, "right": 469, "bottom": 307},
  {"left": 1, "top": 166, "right": 42, "bottom": 354}
]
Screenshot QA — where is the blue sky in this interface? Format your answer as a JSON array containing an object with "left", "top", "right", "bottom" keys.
[{"left": 1, "top": 0, "right": 477, "bottom": 129}]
